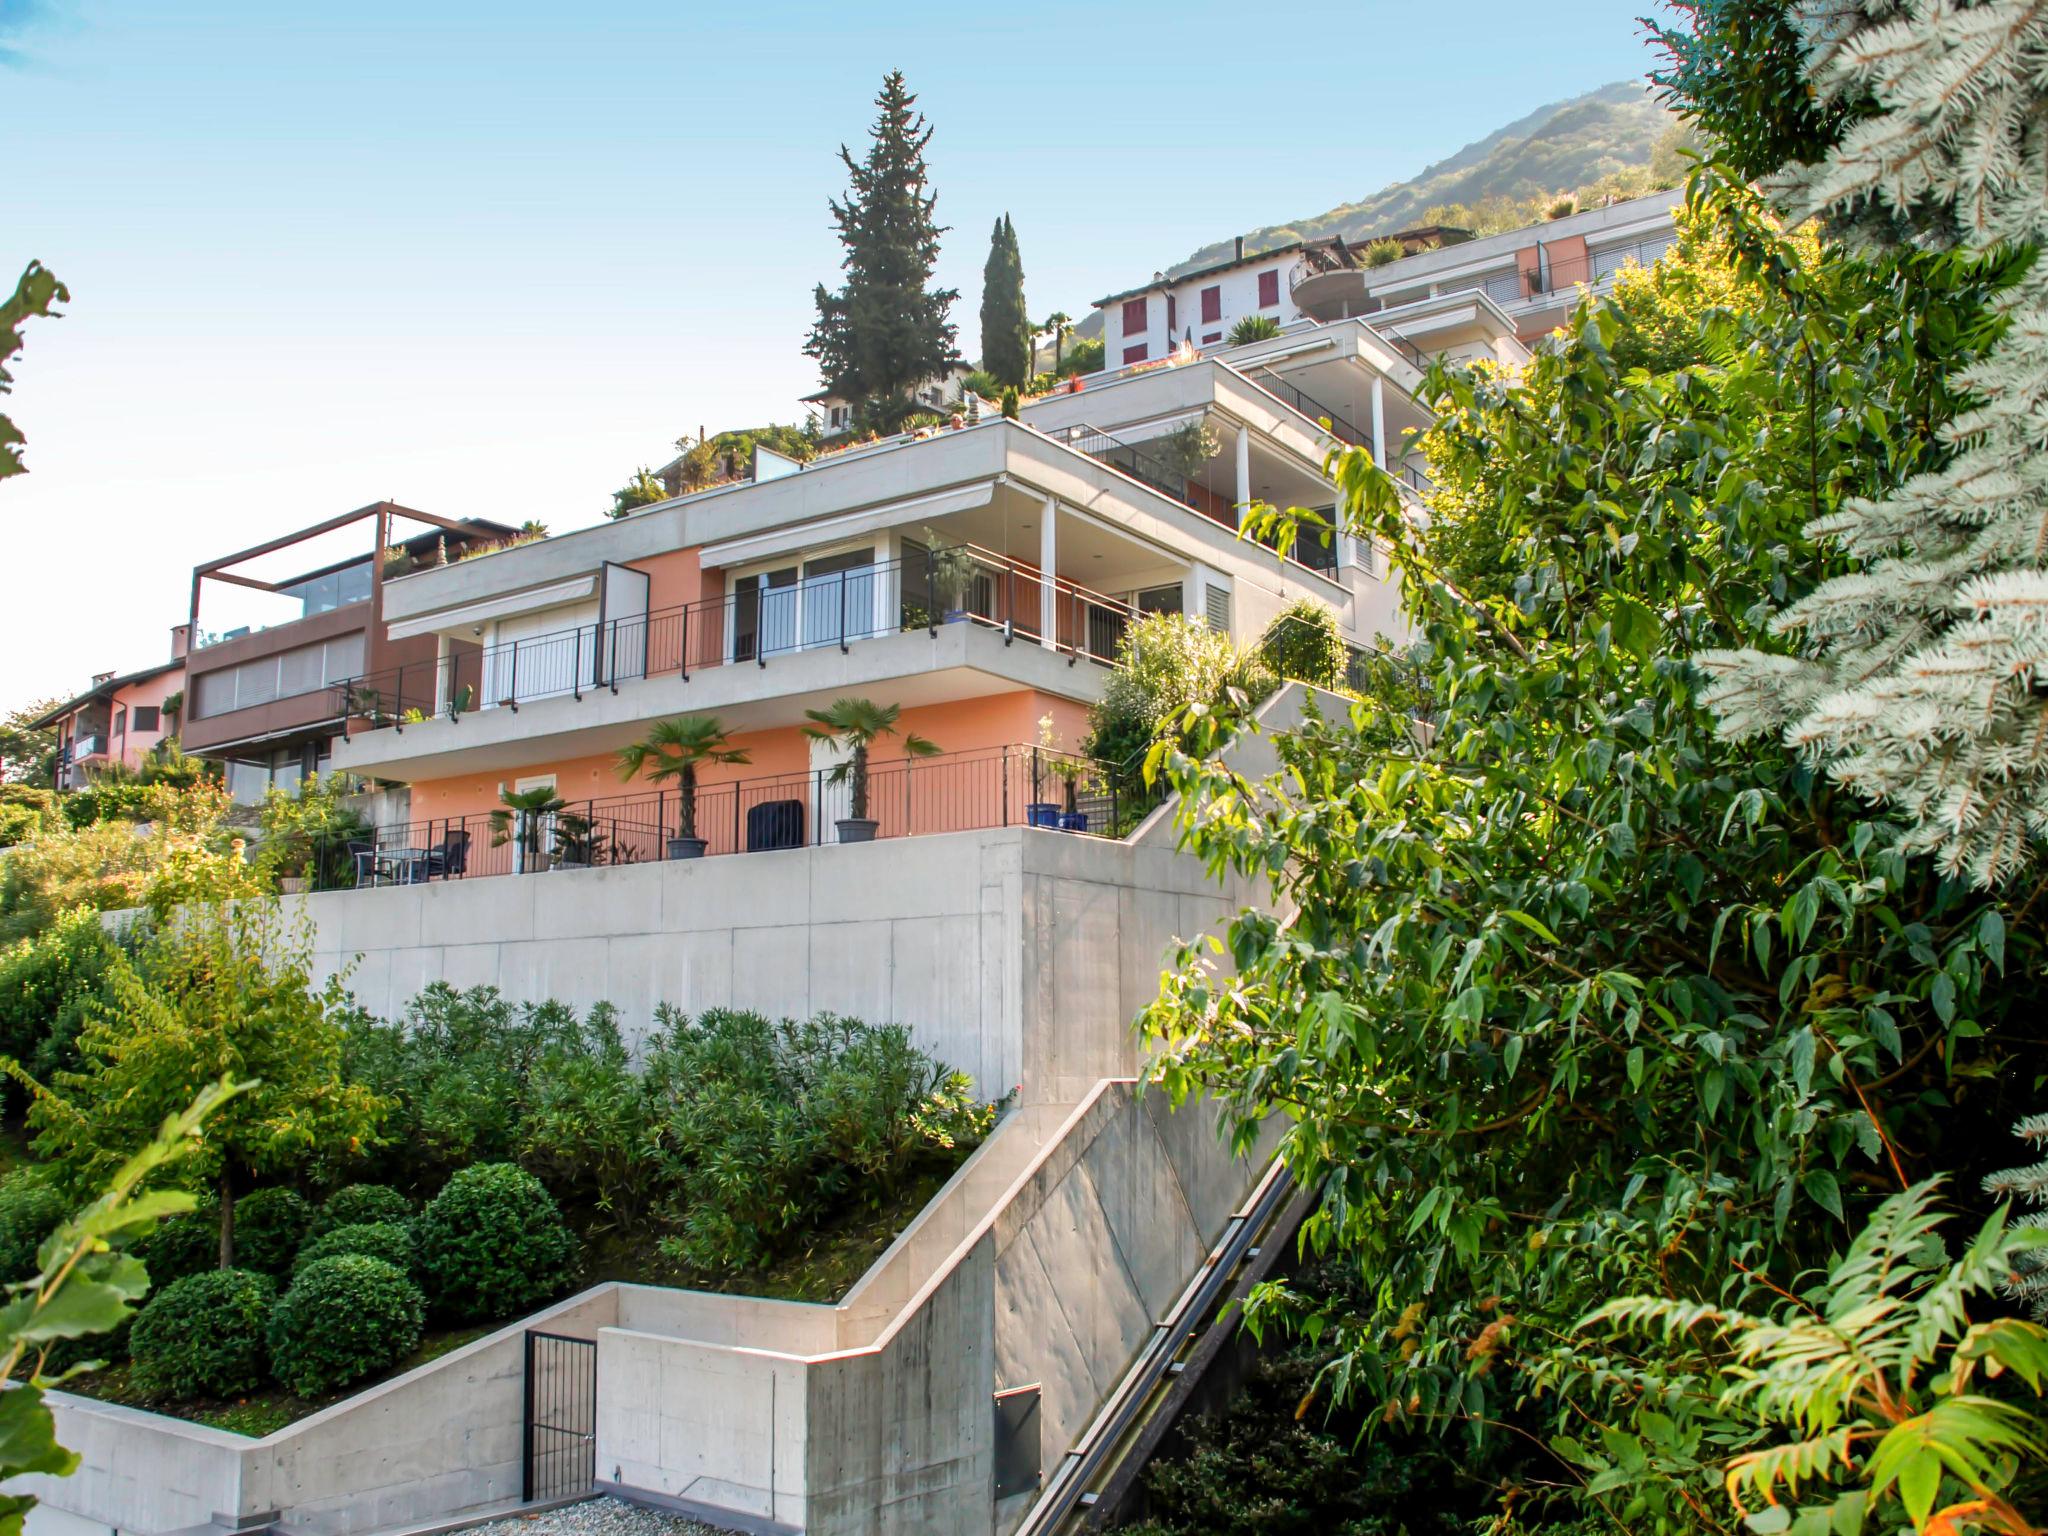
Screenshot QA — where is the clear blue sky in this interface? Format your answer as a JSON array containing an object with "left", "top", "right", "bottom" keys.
[{"left": 2, "top": 0, "right": 1663, "bottom": 706}]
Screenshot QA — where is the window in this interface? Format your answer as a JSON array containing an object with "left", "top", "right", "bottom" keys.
[
  {"left": 132, "top": 705, "right": 160, "bottom": 733},
  {"left": 1167, "top": 295, "right": 1177, "bottom": 335},
  {"left": 1122, "top": 343, "right": 1148, "bottom": 365},
  {"left": 1202, "top": 331, "right": 1222, "bottom": 345},
  {"left": 1200, "top": 286, "right": 1221, "bottom": 324},
  {"left": 189, "top": 633, "right": 365, "bottom": 718},
  {"left": 1136, "top": 584, "right": 1183, "bottom": 615},
  {"left": 1258, "top": 270, "right": 1280, "bottom": 308},
  {"left": 1121, "top": 297, "right": 1147, "bottom": 335},
  {"left": 112, "top": 707, "right": 127, "bottom": 738}
]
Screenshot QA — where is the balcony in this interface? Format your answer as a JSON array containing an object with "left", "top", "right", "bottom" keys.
[
  {"left": 334, "top": 544, "right": 1139, "bottom": 739},
  {"left": 1481, "top": 232, "right": 1677, "bottom": 307},
  {"left": 303, "top": 742, "right": 1150, "bottom": 891}
]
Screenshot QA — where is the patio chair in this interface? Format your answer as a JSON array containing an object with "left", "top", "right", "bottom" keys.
[
  {"left": 746, "top": 799, "right": 805, "bottom": 852},
  {"left": 346, "top": 839, "right": 380, "bottom": 888},
  {"left": 425, "top": 829, "right": 469, "bottom": 880}
]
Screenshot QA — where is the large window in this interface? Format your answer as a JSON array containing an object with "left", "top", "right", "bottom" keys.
[
  {"left": 280, "top": 560, "right": 373, "bottom": 619},
  {"left": 191, "top": 632, "right": 365, "bottom": 718}
]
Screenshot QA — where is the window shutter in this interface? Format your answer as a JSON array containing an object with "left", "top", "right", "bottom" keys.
[
  {"left": 1204, "top": 583, "right": 1232, "bottom": 634},
  {"left": 1200, "top": 286, "right": 1222, "bottom": 323},
  {"left": 1167, "top": 295, "right": 1177, "bottom": 334},
  {"left": 1258, "top": 270, "right": 1280, "bottom": 308},
  {"left": 1122, "top": 343, "right": 1148, "bottom": 364},
  {"left": 1122, "top": 297, "right": 1147, "bottom": 334}
]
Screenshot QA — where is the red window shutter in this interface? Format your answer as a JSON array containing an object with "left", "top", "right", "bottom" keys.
[
  {"left": 1122, "top": 297, "right": 1147, "bottom": 334},
  {"left": 1258, "top": 270, "right": 1279, "bottom": 308},
  {"left": 1122, "top": 343, "right": 1148, "bottom": 364},
  {"left": 1200, "top": 286, "right": 1221, "bottom": 323}
]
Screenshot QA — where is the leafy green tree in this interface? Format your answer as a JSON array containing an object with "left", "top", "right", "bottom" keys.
[
  {"left": 805, "top": 71, "right": 959, "bottom": 433},
  {"left": 978, "top": 215, "right": 1029, "bottom": 387},
  {"left": 1, "top": 262, "right": 67, "bottom": 484},
  {"left": 0, "top": 701, "right": 58, "bottom": 787},
  {"left": 27, "top": 906, "right": 386, "bottom": 1269},
  {"left": 1135, "top": 176, "right": 2029, "bottom": 1529},
  {"left": 0, "top": 1077, "right": 243, "bottom": 1535},
  {"left": 606, "top": 466, "right": 667, "bottom": 520}
]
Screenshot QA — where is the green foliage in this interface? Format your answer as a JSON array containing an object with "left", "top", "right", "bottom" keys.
[
  {"left": 1083, "top": 613, "right": 1273, "bottom": 810},
  {"left": 231, "top": 1188, "right": 311, "bottom": 1277},
  {"left": 606, "top": 465, "right": 667, "bottom": 520},
  {"left": 1259, "top": 600, "right": 1347, "bottom": 690},
  {"left": 412, "top": 1163, "right": 577, "bottom": 1323},
  {"left": 0, "top": 260, "right": 68, "bottom": 482},
  {"left": 1061, "top": 336, "right": 1104, "bottom": 376},
  {"left": 0, "top": 1078, "right": 241, "bottom": 1534},
  {"left": 1362, "top": 237, "right": 1405, "bottom": 268},
  {"left": 311, "top": 1183, "right": 410, "bottom": 1236},
  {"left": 27, "top": 904, "right": 388, "bottom": 1266},
  {"left": 805, "top": 72, "right": 960, "bottom": 432},
  {"left": 253, "top": 775, "right": 370, "bottom": 891},
  {"left": 267, "top": 1255, "right": 424, "bottom": 1397},
  {"left": 513, "top": 1009, "right": 651, "bottom": 1224},
  {"left": 1156, "top": 417, "right": 1221, "bottom": 480},
  {"left": 0, "top": 1171, "right": 67, "bottom": 1284},
  {"left": 0, "top": 786, "right": 54, "bottom": 848},
  {"left": 129, "top": 1268, "right": 274, "bottom": 1400},
  {"left": 1647, "top": 1, "right": 1851, "bottom": 182},
  {"left": 999, "top": 386, "right": 1018, "bottom": 420},
  {"left": 1226, "top": 315, "right": 1282, "bottom": 345},
  {"left": 615, "top": 716, "right": 749, "bottom": 842},
  {"left": 0, "top": 703, "right": 61, "bottom": 789},
  {"left": 979, "top": 214, "right": 1030, "bottom": 386},
  {"left": 291, "top": 1221, "right": 414, "bottom": 1279},
  {"left": 1583, "top": 1180, "right": 2048, "bottom": 1533},
  {"left": 666, "top": 423, "right": 817, "bottom": 492},
  {"left": 643, "top": 1009, "right": 988, "bottom": 1273},
  {"left": 140, "top": 1207, "right": 221, "bottom": 1289},
  {"left": 802, "top": 698, "right": 939, "bottom": 822},
  {"left": 487, "top": 783, "right": 567, "bottom": 870},
  {"left": 1136, "top": 175, "right": 2026, "bottom": 1528},
  {"left": 0, "top": 907, "right": 124, "bottom": 1086}
]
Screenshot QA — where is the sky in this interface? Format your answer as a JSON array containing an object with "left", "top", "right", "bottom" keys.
[{"left": 2, "top": 0, "right": 1661, "bottom": 707}]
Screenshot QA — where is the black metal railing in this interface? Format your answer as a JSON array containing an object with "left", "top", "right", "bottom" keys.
[
  {"left": 334, "top": 546, "right": 1139, "bottom": 737},
  {"left": 302, "top": 743, "right": 1147, "bottom": 892},
  {"left": 1061, "top": 423, "right": 1195, "bottom": 508},
  {"left": 1371, "top": 329, "right": 1430, "bottom": 370},
  {"left": 1246, "top": 369, "right": 1371, "bottom": 451}
]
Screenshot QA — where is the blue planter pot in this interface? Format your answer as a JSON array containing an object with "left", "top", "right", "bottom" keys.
[
  {"left": 1025, "top": 803, "right": 1062, "bottom": 828},
  {"left": 1059, "top": 811, "right": 1089, "bottom": 833}
]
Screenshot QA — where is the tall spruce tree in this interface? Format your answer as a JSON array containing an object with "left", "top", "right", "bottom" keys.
[
  {"left": 1688, "top": 1, "right": 2048, "bottom": 886},
  {"left": 805, "top": 71, "right": 958, "bottom": 433},
  {"left": 978, "top": 215, "right": 1030, "bottom": 387}
]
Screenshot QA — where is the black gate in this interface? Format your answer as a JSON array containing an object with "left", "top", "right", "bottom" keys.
[{"left": 522, "top": 1330, "right": 597, "bottom": 1501}]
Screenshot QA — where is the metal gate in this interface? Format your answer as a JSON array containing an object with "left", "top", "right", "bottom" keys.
[{"left": 522, "top": 1330, "right": 597, "bottom": 1501}]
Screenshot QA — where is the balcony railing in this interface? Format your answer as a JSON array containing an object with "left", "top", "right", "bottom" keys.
[
  {"left": 334, "top": 545, "right": 1140, "bottom": 738},
  {"left": 1245, "top": 369, "right": 1371, "bottom": 451},
  {"left": 1060, "top": 423, "right": 1195, "bottom": 507},
  {"left": 300, "top": 743, "right": 1157, "bottom": 891}
]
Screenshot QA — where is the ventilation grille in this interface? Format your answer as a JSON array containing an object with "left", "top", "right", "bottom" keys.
[{"left": 1204, "top": 583, "right": 1232, "bottom": 634}]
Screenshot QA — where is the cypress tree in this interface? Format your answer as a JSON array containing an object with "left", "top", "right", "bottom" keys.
[
  {"left": 979, "top": 215, "right": 1030, "bottom": 387},
  {"left": 805, "top": 71, "right": 958, "bottom": 434}
]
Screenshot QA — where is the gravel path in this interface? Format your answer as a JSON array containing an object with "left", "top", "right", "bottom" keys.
[{"left": 462, "top": 1496, "right": 738, "bottom": 1536}]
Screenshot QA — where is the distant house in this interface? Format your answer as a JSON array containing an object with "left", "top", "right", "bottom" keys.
[
  {"left": 800, "top": 362, "right": 976, "bottom": 437},
  {"left": 32, "top": 626, "right": 190, "bottom": 790}
]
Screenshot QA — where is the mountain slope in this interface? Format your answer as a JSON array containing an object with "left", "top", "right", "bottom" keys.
[{"left": 1169, "top": 81, "right": 1683, "bottom": 277}]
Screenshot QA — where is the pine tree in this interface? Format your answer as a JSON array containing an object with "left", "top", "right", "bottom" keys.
[
  {"left": 979, "top": 214, "right": 1030, "bottom": 387},
  {"left": 1693, "top": 1, "right": 2048, "bottom": 886},
  {"left": 805, "top": 72, "right": 958, "bottom": 434}
]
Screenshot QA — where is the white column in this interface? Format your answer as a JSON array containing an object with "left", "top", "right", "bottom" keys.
[
  {"left": 1039, "top": 492, "right": 1058, "bottom": 651},
  {"left": 433, "top": 634, "right": 452, "bottom": 712},
  {"left": 1371, "top": 375, "right": 1388, "bottom": 467},
  {"left": 1234, "top": 425, "right": 1251, "bottom": 521}
]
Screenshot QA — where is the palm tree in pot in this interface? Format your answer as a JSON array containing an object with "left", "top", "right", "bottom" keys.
[
  {"left": 802, "top": 698, "right": 938, "bottom": 843},
  {"left": 616, "top": 714, "right": 750, "bottom": 859},
  {"left": 489, "top": 783, "right": 567, "bottom": 874}
]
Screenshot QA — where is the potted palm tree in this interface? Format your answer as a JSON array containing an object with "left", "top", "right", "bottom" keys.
[
  {"left": 616, "top": 715, "right": 750, "bottom": 859},
  {"left": 489, "top": 783, "right": 566, "bottom": 874},
  {"left": 802, "top": 698, "right": 938, "bottom": 843}
]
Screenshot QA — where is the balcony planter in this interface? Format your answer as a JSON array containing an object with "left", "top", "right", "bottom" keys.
[
  {"left": 667, "top": 835, "right": 708, "bottom": 860},
  {"left": 1058, "top": 811, "right": 1089, "bottom": 833},
  {"left": 1025, "top": 802, "right": 1062, "bottom": 828},
  {"left": 278, "top": 876, "right": 307, "bottom": 895},
  {"left": 836, "top": 818, "right": 879, "bottom": 844}
]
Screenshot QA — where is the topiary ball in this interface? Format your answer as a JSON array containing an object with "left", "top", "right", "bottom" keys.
[
  {"left": 141, "top": 1206, "right": 222, "bottom": 1288},
  {"left": 231, "top": 1188, "right": 312, "bottom": 1276},
  {"left": 0, "top": 1170, "right": 69, "bottom": 1283},
  {"left": 268, "top": 1255, "right": 424, "bottom": 1398},
  {"left": 413, "top": 1163, "right": 577, "bottom": 1323},
  {"left": 311, "top": 1183, "right": 411, "bottom": 1236},
  {"left": 130, "top": 1268, "right": 274, "bottom": 1400},
  {"left": 292, "top": 1221, "right": 414, "bottom": 1279}
]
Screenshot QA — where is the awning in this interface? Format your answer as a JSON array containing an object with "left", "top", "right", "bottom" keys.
[
  {"left": 385, "top": 574, "right": 599, "bottom": 642},
  {"left": 697, "top": 480, "right": 998, "bottom": 568}
]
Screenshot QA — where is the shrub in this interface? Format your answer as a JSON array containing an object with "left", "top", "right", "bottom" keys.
[
  {"left": 514, "top": 1007, "right": 655, "bottom": 1220},
  {"left": 1259, "top": 600, "right": 1348, "bottom": 690},
  {"left": 1061, "top": 336, "right": 1104, "bottom": 375},
  {"left": 142, "top": 1206, "right": 223, "bottom": 1286},
  {"left": 0, "top": 1169, "right": 68, "bottom": 1282},
  {"left": 645, "top": 1010, "right": 989, "bottom": 1273},
  {"left": 292, "top": 1220, "right": 414, "bottom": 1278},
  {"left": 413, "top": 1163, "right": 577, "bottom": 1322},
  {"left": 1362, "top": 237, "right": 1405, "bottom": 268},
  {"left": 312, "top": 1183, "right": 411, "bottom": 1236},
  {"left": 0, "top": 907, "right": 124, "bottom": 1089},
  {"left": 0, "top": 786, "right": 55, "bottom": 848},
  {"left": 1226, "top": 316, "right": 1282, "bottom": 345},
  {"left": 232, "top": 1188, "right": 312, "bottom": 1276},
  {"left": 1084, "top": 614, "right": 1273, "bottom": 814},
  {"left": 268, "top": 1255, "right": 424, "bottom": 1396},
  {"left": 129, "top": 1268, "right": 274, "bottom": 1399}
]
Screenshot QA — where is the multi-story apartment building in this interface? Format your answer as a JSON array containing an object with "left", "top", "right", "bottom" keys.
[
  {"left": 1099, "top": 189, "right": 1680, "bottom": 363},
  {"left": 318, "top": 315, "right": 1433, "bottom": 876},
  {"left": 180, "top": 503, "right": 517, "bottom": 802},
  {"left": 30, "top": 626, "right": 189, "bottom": 789}
]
